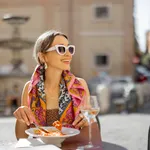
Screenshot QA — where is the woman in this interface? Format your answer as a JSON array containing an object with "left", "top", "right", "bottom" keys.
[{"left": 13, "top": 30, "right": 90, "bottom": 139}]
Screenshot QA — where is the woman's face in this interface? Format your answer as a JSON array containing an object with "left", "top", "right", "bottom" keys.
[{"left": 44, "top": 35, "right": 73, "bottom": 71}]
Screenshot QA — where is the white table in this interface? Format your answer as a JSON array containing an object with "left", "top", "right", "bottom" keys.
[{"left": 0, "top": 138, "right": 61, "bottom": 150}]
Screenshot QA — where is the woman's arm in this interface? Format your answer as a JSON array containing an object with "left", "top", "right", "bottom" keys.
[
  {"left": 73, "top": 78, "right": 100, "bottom": 127},
  {"left": 79, "top": 78, "right": 101, "bottom": 131},
  {"left": 72, "top": 78, "right": 90, "bottom": 128},
  {"left": 64, "top": 78, "right": 102, "bottom": 149},
  {"left": 14, "top": 81, "right": 33, "bottom": 140}
]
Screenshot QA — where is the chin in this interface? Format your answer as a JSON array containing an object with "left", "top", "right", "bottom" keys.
[{"left": 62, "top": 66, "right": 70, "bottom": 71}]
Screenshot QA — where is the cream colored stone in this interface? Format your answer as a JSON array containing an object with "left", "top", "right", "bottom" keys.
[{"left": 0, "top": 0, "right": 134, "bottom": 90}]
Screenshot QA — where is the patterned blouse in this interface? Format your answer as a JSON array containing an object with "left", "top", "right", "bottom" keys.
[{"left": 46, "top": 80, "right": 72, "bottom": 126}]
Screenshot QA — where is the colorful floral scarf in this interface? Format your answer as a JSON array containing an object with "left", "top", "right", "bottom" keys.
[{"left": 28, "top": 65, "right": 86, "bottom": 126}]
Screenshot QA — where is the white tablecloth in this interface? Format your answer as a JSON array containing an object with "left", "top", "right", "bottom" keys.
[{"left": 0, "top": 138, "right": 61, "bottom": 150}]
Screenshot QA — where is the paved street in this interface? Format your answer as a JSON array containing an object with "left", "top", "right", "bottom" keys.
[
  {"left": 100, "top": 101, "right": 150, "bottom": 150},
  {"left": 100, "top": 113, "right": 150, "bottom": 150},
  {"left": 0, "top": 102, "right": 150, "bottom": 150}
]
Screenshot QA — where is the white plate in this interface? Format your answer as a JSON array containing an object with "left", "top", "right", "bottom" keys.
[
  {"left": 25, "top": 127, "right": 80, "bottom": 147},
  {"left": 25, "top": 126, "right": 80, "bottom": 138}
]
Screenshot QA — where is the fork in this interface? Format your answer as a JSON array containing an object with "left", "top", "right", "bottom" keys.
[{"left": 32, "top": 122, "right": 49, "bottom": 133}]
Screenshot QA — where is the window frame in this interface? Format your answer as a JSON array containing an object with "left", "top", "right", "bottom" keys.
[
  {"left": 95, "top": 55, "right": 108, "bottom": 66},
  {"left": 92, "top": 52, "right": 110, "bottom": 70},
  {"left": 92, "top": 3, "right": 112, "bottom": 21}
]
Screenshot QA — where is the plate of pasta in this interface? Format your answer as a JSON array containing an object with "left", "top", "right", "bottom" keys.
[{"left": 25, "top": 126, "right": 80, "bottom": 147}]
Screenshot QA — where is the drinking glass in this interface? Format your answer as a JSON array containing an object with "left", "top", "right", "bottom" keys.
[{"left": 78, "top": 96, "right": 100, "bottom": 149}]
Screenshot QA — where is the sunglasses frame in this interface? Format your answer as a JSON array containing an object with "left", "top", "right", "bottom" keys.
[{"left": 46, "top": 45, "right": 75, "bottom": 55}]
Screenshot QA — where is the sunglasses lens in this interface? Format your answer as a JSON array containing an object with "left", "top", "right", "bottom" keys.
[
  {"left": 68, "top": 46, "right": 75, "bottom": 55},
  {"left": 58, "top": 46, "right": 66, "bottom": 54}
]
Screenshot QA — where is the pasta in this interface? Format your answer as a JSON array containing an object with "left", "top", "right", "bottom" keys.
[{"left": 33, "top": 120, "right": 65, "bottom": 136}]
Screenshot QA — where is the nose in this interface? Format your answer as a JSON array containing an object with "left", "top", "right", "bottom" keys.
[{"left": 64, "top": 49, "right": 72, "bottom": 57}]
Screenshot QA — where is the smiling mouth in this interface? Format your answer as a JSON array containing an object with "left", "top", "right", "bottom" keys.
[{"left": 62, "top": 60, "right": 71, "bottom": 64}]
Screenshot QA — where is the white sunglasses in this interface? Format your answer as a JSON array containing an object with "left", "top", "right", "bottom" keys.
[{"left": 46, "top": 45, "right": 75, "bottom": 55}]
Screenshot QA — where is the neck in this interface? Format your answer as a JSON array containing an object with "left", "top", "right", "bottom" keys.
[{"left": 44, "top": 67, "right": 63, "bottom": 89}]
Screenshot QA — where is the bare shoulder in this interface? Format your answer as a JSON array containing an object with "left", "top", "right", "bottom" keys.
[
  {"left": 24, "top": 81, "right": 30, "bottom": 89},
  {"left": 23, "top": 81, "right": 31, "bottom": 94},
  {"left": 76, "top": 77, "right": 90, "bottom": 96},
  {"left": 21, "top": 81, "right": 31, "bottom": 106}
]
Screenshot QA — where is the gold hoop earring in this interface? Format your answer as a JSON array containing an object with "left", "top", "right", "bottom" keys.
[{"left": 44, "top": 63, "right": 48, "bottom": 69}]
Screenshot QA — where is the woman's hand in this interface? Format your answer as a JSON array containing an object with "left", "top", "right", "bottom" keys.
[
  {"left": 13, "top": 106, "right": 34, "bottom": 126},
  {"left": 72, "top": 113, "right": 88, "bottom": 129}
]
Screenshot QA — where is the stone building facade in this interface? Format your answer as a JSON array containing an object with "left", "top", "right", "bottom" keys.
[{"left": 0, "top": 0, "right": 134, "bottom": 91}]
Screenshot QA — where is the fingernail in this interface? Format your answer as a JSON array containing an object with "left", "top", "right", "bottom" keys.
[{"left": 72, "top": 123, "right": 75, "bottom": 126}]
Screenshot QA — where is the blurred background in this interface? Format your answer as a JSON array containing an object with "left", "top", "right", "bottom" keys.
[
  {"left": 0, "top": 0, "right": 149, "bottom": 116},
  {"left": 0, "top": 0, "right": 150, "bottom": 149}
]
